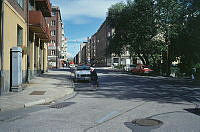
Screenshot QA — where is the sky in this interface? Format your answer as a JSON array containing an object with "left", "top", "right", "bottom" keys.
[{"left": 51, "top": 0, "right": 126, "bottom": 58}]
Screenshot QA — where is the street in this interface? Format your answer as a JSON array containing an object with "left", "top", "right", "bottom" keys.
[{"left": 0, "top": 68, "right": 200, "bottom": 132}]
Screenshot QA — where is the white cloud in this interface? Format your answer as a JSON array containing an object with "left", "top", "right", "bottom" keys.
[
  {"left": 52, "top": 0, "right": 126, "bottom": 23},
  {"left": 68, "top": 37, "right": 88, "bottom": 42},
  {"left": 71, "top": 17, "right": 91, "bottom": 25}
]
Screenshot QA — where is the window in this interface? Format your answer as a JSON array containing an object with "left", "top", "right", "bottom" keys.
[
  {"left": 107, "top": 32, "right": 111, "bottom": 37},
  {"left": 113, "top": 58, "right": 119, "bottom": 63},
  {"left": 16, "top": 0, "right": 24, "bottom": 8},
  {"left": 51, "top": 20, "right": 56, "bottom": 26},
  {"left": 51, "top": 50, "right": 56, "bottom": 56},
  {"left": 51, "top": 11, "right": 56, "bottom": 16},
  {"left": 51, "top": 40, "right": 56, "bottom": 44},
  {"left": 51, "top": 30, "right": 56, "bottom": 36},
  {"left": 28, "top": 0, "right": 34, "bottom": 10},
  {"left": 17, "top": 25, "right": 23, "bottom": 47}
]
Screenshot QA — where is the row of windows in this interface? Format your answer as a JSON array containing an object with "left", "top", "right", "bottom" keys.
[
  {"left": 51, "top": 40, "right": 56, "bottom": 44},
  {"left": 51, "top": 20, "right": 56, "bottom": 26}
]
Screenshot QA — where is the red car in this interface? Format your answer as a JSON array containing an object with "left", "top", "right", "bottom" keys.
[{"left": 131, "top": 64, "right": 153, "bottom": 74}]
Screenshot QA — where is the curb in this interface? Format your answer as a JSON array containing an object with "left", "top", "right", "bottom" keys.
[{"left": 24, "top": 99, "right": 46, "bottom": 107}]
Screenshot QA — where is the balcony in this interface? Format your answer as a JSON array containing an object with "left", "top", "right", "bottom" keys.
[
  {"left": 29, "top": 11, "right": 50, "bottom": 42},
  {"left": 35, "top": 0, "right": 51, "bottom": 17}
]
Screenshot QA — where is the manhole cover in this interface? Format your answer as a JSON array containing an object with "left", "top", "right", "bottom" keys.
[
  {"left": 132, "top": 119, "right": 163, "bottom": 126},
  {"left": 29, "top": 91, "right": 46, "bottom": 95},
  {"left": 49, "top": 102, "right": 75, "bottom": 109}
]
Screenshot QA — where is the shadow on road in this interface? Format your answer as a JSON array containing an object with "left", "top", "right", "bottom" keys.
[
  {"left": 79, "top": 69, "right": 200, "bottom": 105},
  {"left": 124, "top": 122, "right": 161, "bottom": 132},
  {"left": 184, "top": 108, "right": 200, "bottom": 116}
]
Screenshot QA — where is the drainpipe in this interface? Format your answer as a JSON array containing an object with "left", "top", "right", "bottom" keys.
[
  {"left": 26, "top": 0, "right": 30, "bottom": 83},
  {"left": 0, "top": 0, "right": 4, "bottom": 95}
]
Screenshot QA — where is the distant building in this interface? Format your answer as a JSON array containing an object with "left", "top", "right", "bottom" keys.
[
  {"left": 74, "top": 19, "right": 134, "bottom": 67},
  {"left": 46, "top": 6, "right": 63, "bottom": 68},
  {"left": 60, "top": 24, "right": 68, "bottom": 66}
]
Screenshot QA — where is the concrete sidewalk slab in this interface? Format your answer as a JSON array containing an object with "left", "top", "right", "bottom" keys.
[{"left": 0, "top": 69, "right": 75, "bottom": 112}]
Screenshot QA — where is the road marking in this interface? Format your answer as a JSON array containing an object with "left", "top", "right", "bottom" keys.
[{"left": 96, "top": 111, "right": 120, "bottom": 124}]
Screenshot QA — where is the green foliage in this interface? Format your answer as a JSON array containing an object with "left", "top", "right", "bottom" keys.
[{"left": 106, "top": 0, "right": 200, "bottom": 76}]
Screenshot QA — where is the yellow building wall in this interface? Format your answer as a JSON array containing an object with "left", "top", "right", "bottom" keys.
[{"left": 3, "top": 1, "right": 27, "bottom": 71}]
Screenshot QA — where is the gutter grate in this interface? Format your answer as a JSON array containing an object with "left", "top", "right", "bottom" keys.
[
  {"left": 132, "top": 118, "right": 163, "bottom": 126},
  {"left": 29, "top": 91, "right": 46, "bottom": 95}
]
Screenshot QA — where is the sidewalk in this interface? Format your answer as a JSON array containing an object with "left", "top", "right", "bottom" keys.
[{"left": 0, "top": 69, "right": 75, "bottom": 112}]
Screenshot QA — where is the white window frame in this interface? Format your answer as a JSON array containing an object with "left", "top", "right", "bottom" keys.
[{"left": 51, "top": 30, "right": 56, "bottom": 36}]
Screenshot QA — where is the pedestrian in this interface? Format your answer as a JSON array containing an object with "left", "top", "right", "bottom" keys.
[{"left": 90, "top": 67, "right": 98, "bottom": 90}]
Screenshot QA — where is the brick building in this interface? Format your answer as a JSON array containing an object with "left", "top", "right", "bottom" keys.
[
  {"left": 46, "top": 6, "right": 63, "bottom": 68},
  {"left": 75, "top": 19, "right": 132, "bottom": 67}
]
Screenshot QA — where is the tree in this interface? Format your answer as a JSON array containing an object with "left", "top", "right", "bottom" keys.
[
  {"left": 107, "top": 2, "right": 127, "bottom": 56},
  {"left": 173, "top": 0, "right": 200, "bottom": 75},
  {"left": 107, "top": 0, "right": 162, "bottom": 66},
  {"left": 106, "top": 0, "right": 200, "bottom": 76}
]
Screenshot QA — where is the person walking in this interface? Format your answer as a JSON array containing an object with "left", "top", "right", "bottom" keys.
[{"left": 90, "top": 67, "right": 98, "bottom": 90}]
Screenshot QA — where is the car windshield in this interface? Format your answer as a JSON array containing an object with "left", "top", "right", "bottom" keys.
[
  {"left": 130, "top": 64, "right": 136, "bottom": 67},
  {"left": 77, "top": 66, "right": 90, "bottom": 70},
  {"left": 143, "top": 65, "right": 151, "bottom": 69}
]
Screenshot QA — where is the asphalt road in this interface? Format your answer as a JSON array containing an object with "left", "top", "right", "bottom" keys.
[{"left": 0, "top": 68, "right": 200, "bottom": 132}]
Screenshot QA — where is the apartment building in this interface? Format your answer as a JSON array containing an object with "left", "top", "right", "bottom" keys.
[
  {"left": 46, "top": 6, "right": 62, "bottom": 68},
  {"left": 60, "top": 24, "right": 68, "bottom": 66},
  {"left": 89, "top": 34, "right": 97, "bottom": 66},
  {"left": 28, "top": 0, "right": 51, "bottom": 78},
  {"left": 74, "top": 19, "right": 133, "bottom": 67},
  {"left": 0, "top": 0, "right": 51, "bottom": 95}
]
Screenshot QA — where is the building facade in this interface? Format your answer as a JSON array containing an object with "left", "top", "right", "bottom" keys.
[
  {"left": 28, "top": 0, "right": 51, "bottom": 78},
  {"left": 74, "top": 19, "right": 133, "bottom": 67},
  {"left": 60, "top": 24, "right": 68, "bottom": 66},
  {"left": 0, "top": 0, "right": 51, "bottom": 95},
  {"left": 46, "top": 6, "right": 63, "bottom": 68},
  {"left": 0, "top": 0, "right": 28, "bottom": 94}
]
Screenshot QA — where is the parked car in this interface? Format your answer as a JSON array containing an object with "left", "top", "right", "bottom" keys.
[
  {"left": 69, "top": 64, "right": 76, "bottom": 68},
  {"left": 124, "top": 64, "right": 137, "bottom": 72},
  {"left": 74, "top": 65, "right": 91, "bottom": 82},
  {"left": 131, "top": 64, "right": 153, "bottom": 74},
  {"left": 142, "top": 65, "right": 154, "bottom": 74}
]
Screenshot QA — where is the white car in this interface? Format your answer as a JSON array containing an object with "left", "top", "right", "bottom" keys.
[{"left": 74, "top": 65, "right": 91, "bottom": 82}]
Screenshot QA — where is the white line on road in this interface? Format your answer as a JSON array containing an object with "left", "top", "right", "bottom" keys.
[{"left": 96, "top": 111, "right": 120, "bottom": 124}]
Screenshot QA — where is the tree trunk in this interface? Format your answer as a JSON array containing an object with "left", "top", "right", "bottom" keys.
[{"left": 137, "top": 53, "right": 146, "bottom": 65}]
